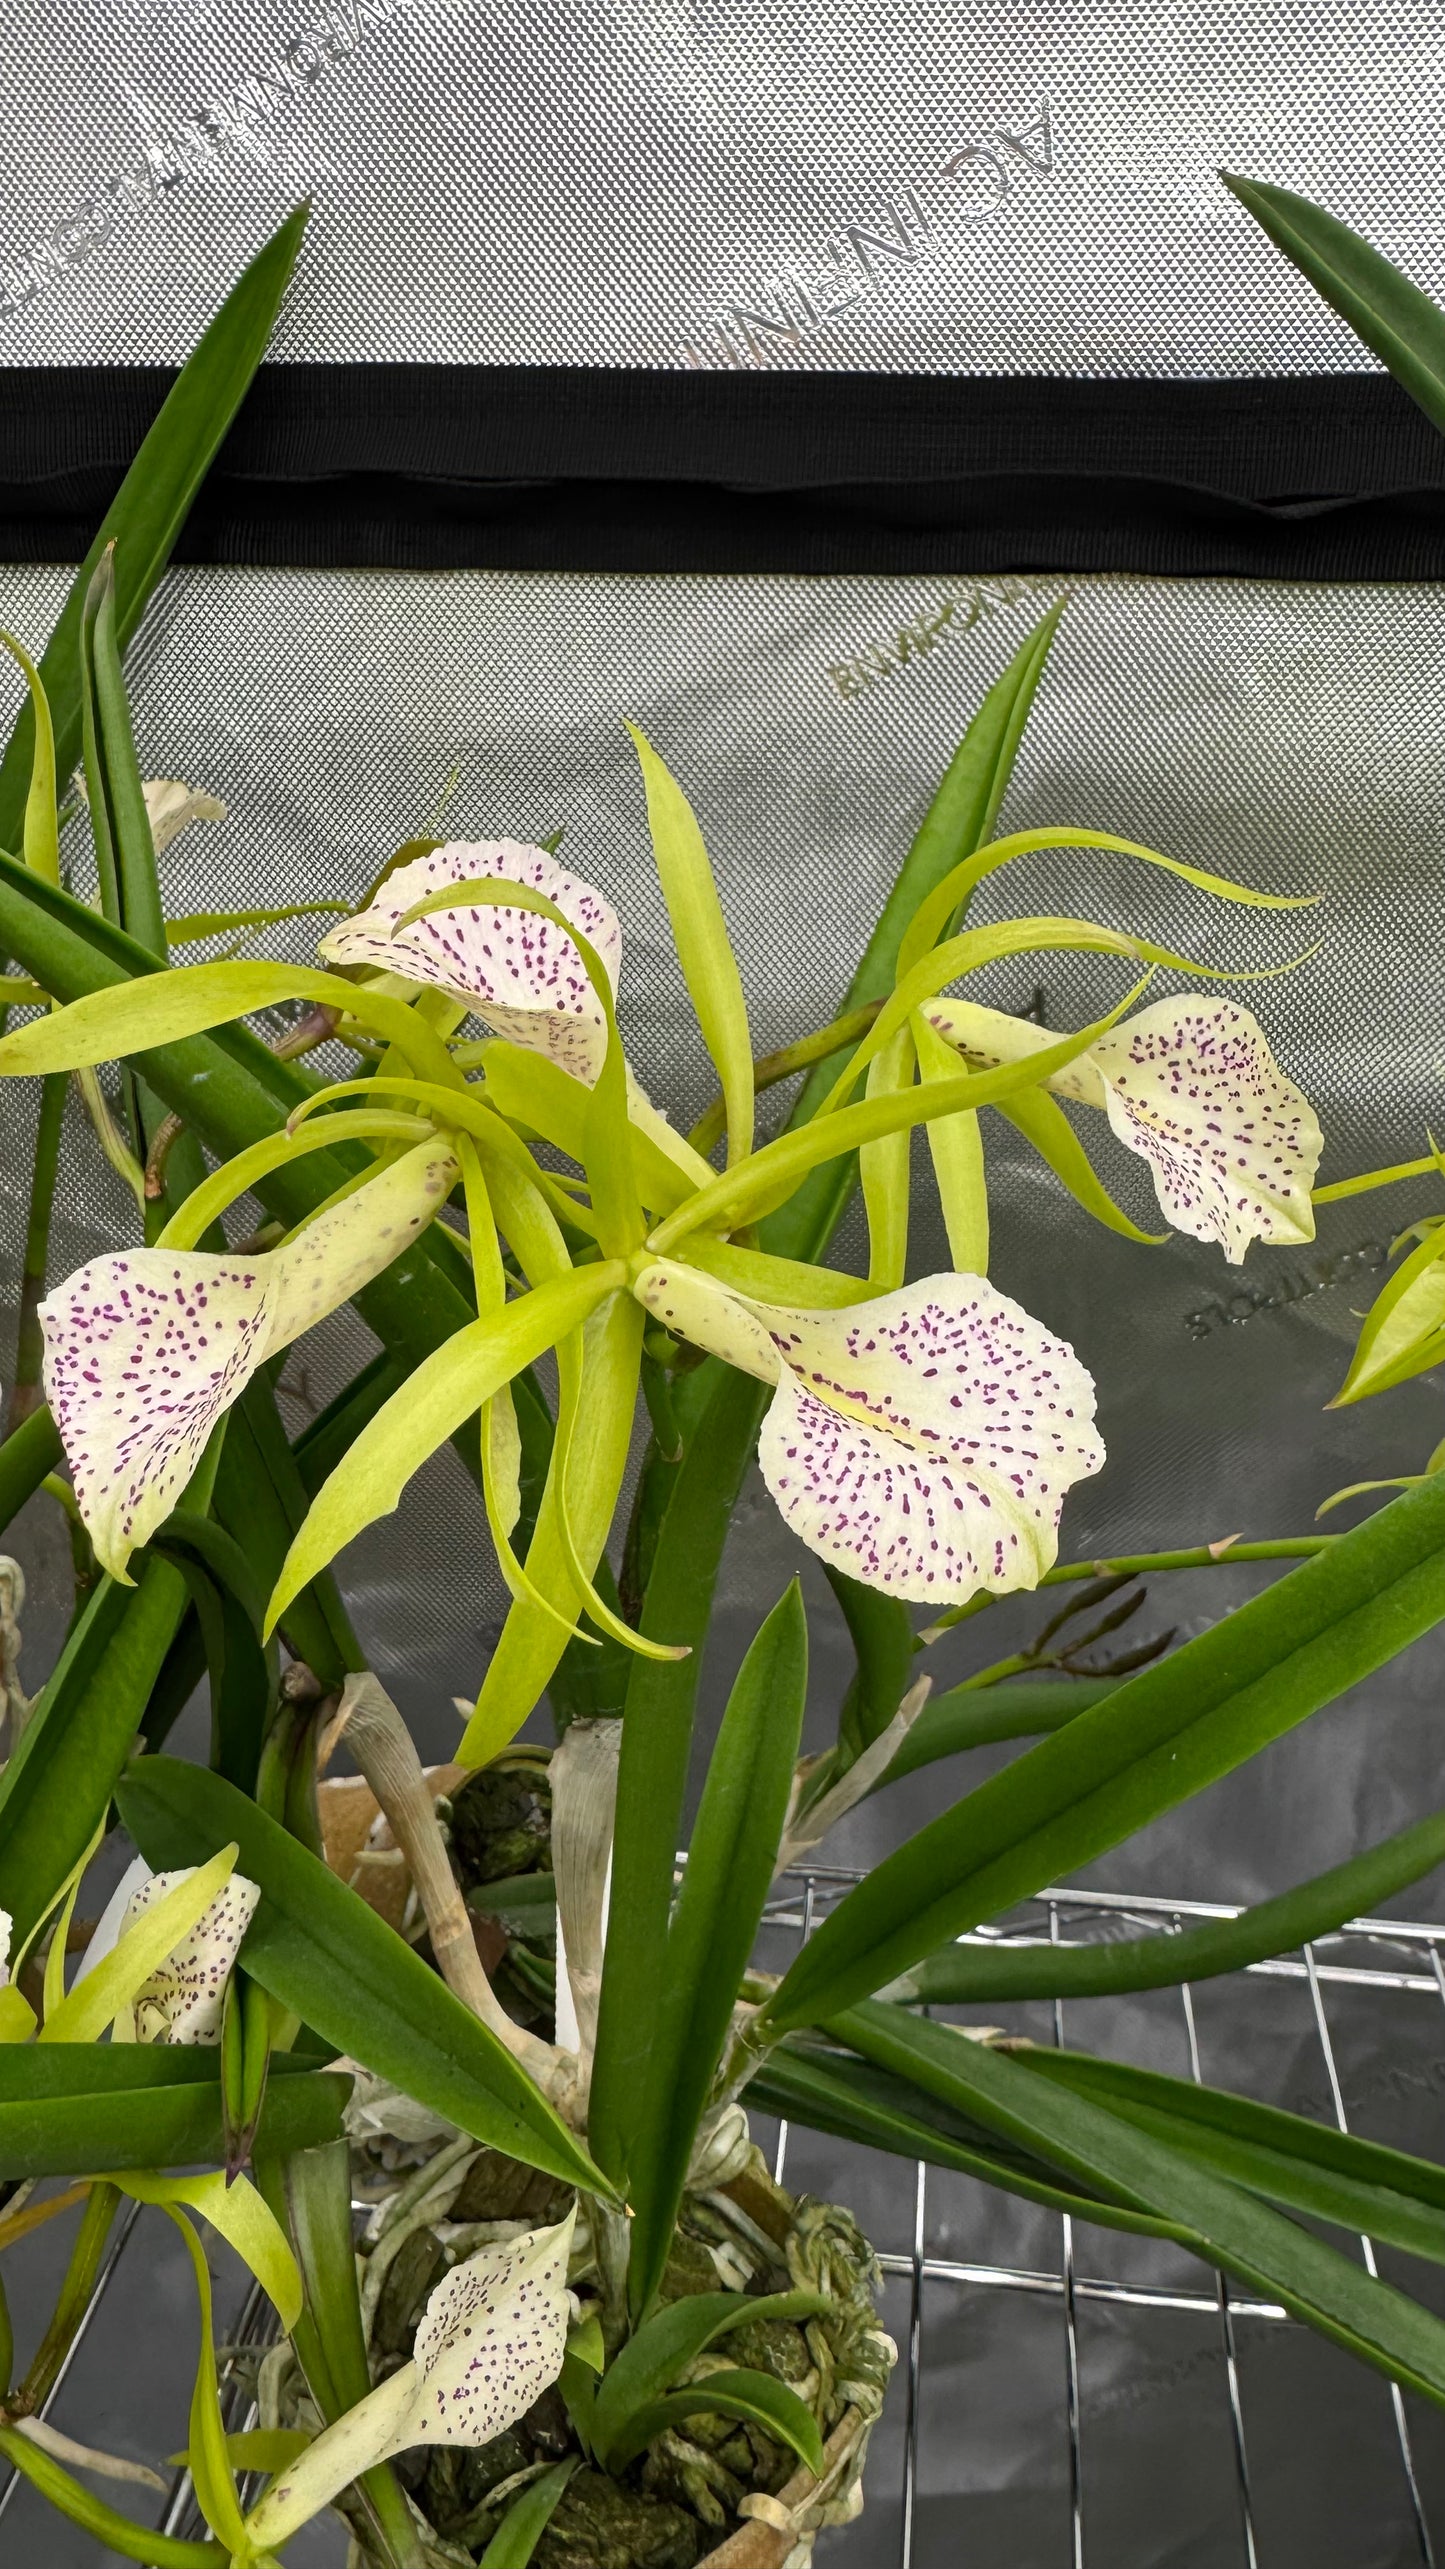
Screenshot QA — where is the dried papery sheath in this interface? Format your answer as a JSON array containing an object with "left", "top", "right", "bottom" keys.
[
  {"left": 925, "top": 994, "right": 1321, "bottom": 1264},
  {"left": 39, "top": 1139, "right": 459, "bottom": 1580},
  {"left": 549, "top": 1716, "right": 620, "bottom": 2066},
  {"left": 634, "top": 1261, "right": 1103, "bottom": 1604},
  {"left": 118, "top": 1866, "right": 260, "bottom": 2045},
  {"left": 320, "top": 839, "right": 621, "bottom": 1085},
  {"left": 244, "top": 2209, "right": 577, "bottom": 2549}
]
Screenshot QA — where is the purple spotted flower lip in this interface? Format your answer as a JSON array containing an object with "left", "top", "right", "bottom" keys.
[
  {"left": 924, "top": 994, "right": 1322, "bottom": 1266},
  {"left": 410, "top": 2209, "right": 576, "bottom": 2446},
  {"left": 319, "top": 838, "right": 621, "bottom": 1086},
  {"left": 40, "top": 1140, "right": 459, "bottom": 1585},
  {"left": 634, "top": 1262, "right": 1103, "bottom": 1604},
  {"left": 245, "top": 2210, "right": 576, "bottom": 2547},
  {"left": 120, "top": 1868, "right": 261, "bottom": 2045},
  {"left": 1087, "top": 999, "right": 1321, "bottom": 1266}
]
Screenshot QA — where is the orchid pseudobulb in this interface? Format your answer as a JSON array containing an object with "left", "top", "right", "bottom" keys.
[
  {"left": 923, "top": 994, "right": 1322, "bottom": 1265},
  {"left": 40, "top": 1140, "right": 459, "bottom": 1583},
  {"left": 320, "top": 839, "right": 621, "bottom": 1086},
  {"left": 634, "top": 1263, "right": 1103, "bottom": 1602},
  {"left": 245, "top": 2209, "right": 577, "bottom": 2550}
]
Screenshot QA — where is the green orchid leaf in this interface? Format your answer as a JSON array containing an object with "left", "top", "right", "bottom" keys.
[
  {"left": 82, "top": 549, "right": 167, "bottom": 960},
  {"left": 626, "top": 1582, "right": 809, "bottom": 2317},
  {"left": 272, "top": 1264, "right": 623, "bottom": 1635},
  {"left": 823, "top": 1563, "right": 919, "bottom": 1769},
  {"left": 834, "top": 2003, "right": 1445, "bottom": 2406},
  {"left": 0, "top": 1402, "right": 63, "bottom": 1537},
  {"left": 745, "top": 2038, "right": 1192, "bottom": 2241},
  {"left": 478, "top": 2457, "right": 579, "bottom": 2569},
  {"left": 996, "top": 1084, "right": 1165, "bottom": 1243},
  {"left": 893, "top": 1803, "right": 1445, "bottom": 2003},
  {"left": 603, "top": 2369, "right": 824, "bottom": 2478},
  {"left": 1223, "top": 173, "right": 1445, "bottom": 436},
  {"left": 0, "top": 2051, "right": 347, "bottom": 2181},
  {"left": 214, "top": 1372, "right": 363, "bottom": 1692},
  {"left": 0, "top": 206, "right": 309, "bottom": 868},
  {"left": 1330, "top": 1223, "right": 1445, "bottom": 1405},
  {"left": 589, "top": 608, "right": 1069, "bottom": 2181},
  {"left": 591, "top": 2290, "right": 831, "bottom": 2469},
  {"left": 153, "top": 1514, "right": 278, "bottom": 1794},
  {"left": 868, "top": 1675, "right": 1116, "bottom": 1787},
  {"left": 116, "top": 1756, "right": 612, "bottom": 2198},
  {"left": 763, "top": 1473, "right": 1445, "bottom": 2029},
  {"left": 1016, "top": 2048, "right": 1445, "bottom": 2267},
  {"left": 628, "top": 723, "right": 754, "bottom": 1167},
  {"left": 0, "top": 631, "right": 60, "bottom": 889},
  {"left": 0, "top": 1544, "right": 197, "bottom": 1948}
]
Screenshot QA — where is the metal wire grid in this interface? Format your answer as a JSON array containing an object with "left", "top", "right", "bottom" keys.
[{"left": 4, "top": 1874, "right": 1445, "bottom": 2564}]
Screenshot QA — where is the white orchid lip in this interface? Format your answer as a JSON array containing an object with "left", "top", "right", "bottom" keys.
[
  {"left": 1088, "top": 998, "right": 1321, "bottom": 1265},
  {"left": 246, "top": 2210, "right": 576, "bottom": 2549},
  {"left": 41, "top": 1140, "right": 459, "bottom": 1584},
  {"left": 319, "top": 839, "right": 621, "bottom": 1087},
  {"left": 925, "top": 994, "right": 1322, "bottom": 1266},
  {"left": 118, "top": 1866, "right": 261, "bottom": 2045},
  {"left": 635, "top": 1261, "right": 1103, "bottom": 1604}
]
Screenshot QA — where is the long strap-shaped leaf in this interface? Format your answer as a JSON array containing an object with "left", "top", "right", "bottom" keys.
[
  {"left": 834, "top": 2004, "right": 1445, "bottom": 2406},
  {"left": 624, "top": 1582, "right": 808, "bottom": 2315},
  {"left": 115, "top": 1755, "right": 609, "bottom": 2199},
  {"left": 1224, "top": 174, "right": 1445, "bottom": 437},
  {"left": 894, "top": 1804, "right": 1445, "bottom": 2002},
  {"left": 588, "top": 610, "right": 1067, "bottom": 2181},
  {"left": 0, "top": 207, "right": 309, "bottom": 865},
  {"left": 763, "top": 1472, "right": 1445, "bottom": 2029}
]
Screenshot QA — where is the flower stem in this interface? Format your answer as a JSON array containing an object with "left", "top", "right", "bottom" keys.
[
  {"left": 15, "top": 2181, "right": 120, "bottom": 2415},
  {"left": 1313, "top": 1154, "right": 1440, "bottom": 1203},
  {"left": 920, "top": 1537, "right": 1335, "bottom": 1644}
]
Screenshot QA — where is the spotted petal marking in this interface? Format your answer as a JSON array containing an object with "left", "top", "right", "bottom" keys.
[
  {"left": 319, "top": 839, "right": 621, "bottom": 1086},
  {"left": 410, "top": 2208, "right": 576, "bottom": 2447},
  {"left": 634, "top": 1261, "right": 1102, "bottom": 1606},
  {"left": 120, "top": 1867, "right": 261, "bottom": 2044},
  {"left": 1088, "top": 999, "right": 1321, "bottom": 1265},
  {"left": 756, "top": 1282, "right": 1103, "bottom": 1603},
  {"left": 40, "top": 1142, "right": 459, "bottom": 1582}
]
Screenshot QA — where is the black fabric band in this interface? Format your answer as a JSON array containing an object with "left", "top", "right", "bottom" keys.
[{"left": 2, "top": 364, "right": 1443, "bottom": 577}]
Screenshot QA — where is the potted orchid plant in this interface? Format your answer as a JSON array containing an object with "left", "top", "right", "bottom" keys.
[{"left": 4, "top": 206, "right": 1445, "bottom": 2569}]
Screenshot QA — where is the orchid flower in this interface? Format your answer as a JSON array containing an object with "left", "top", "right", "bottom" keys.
[
  {"left": 244, "top": 2209, "right": 576, "bottom": 2551},
  {"left": 40, "top": 1138, "right": 459, "bottom": 1582},
  {"left": 143, "top": 779, "right": 227, "bottom": 854},
  {"left": 319, "top": 839, "right": 621, "bottom": 1086},
  {"left": 632, "top": 1262, "right": 1103, "bottom": 1602},
  {"left": 922, "top": 995, "right": 1322, "bottom": 1265},
  {"left": 113, "top": 1864, "right": 261, "bottom": 2044}
]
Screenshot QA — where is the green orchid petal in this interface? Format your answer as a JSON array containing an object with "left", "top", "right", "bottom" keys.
[{"left": 40, "top": 1139, "right": 459, "bottom": 1582}]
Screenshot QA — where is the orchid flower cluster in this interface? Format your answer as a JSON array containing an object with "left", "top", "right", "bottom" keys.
[{"left": 2, "top": 735, "right": 1326, "bottom": 1762}]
